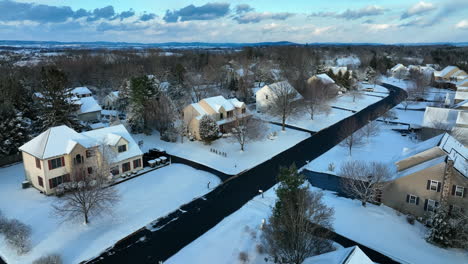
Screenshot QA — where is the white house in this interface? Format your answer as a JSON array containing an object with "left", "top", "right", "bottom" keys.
[
  {"left": 103, "top": 91, "right": 120, "bottom": 110},
  {"left": 255, "top": 81, "right": 302, "bottom": 112},
  {"left": 390, "top": 64, "right": 408, "bottom": 78},
  {"left": 303, "top": 246, "right": 373, "bottom": 264},
  {"left": 19, "top": 124, "right": 143, "bottom": 195}
]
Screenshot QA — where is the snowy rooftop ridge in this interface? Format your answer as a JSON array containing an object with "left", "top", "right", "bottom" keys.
[
  {"left": 203, "top": 95, "right": 236, "bottom": 112},
  {"left": 436, "top": 65, "right": 458, "bottom": 77},
  {"left": 303, "top": 246, "right": 373, "bottom": 264},
  {"left": 78, "top": 97, "right": 102, "bottom": 114},
  {"left": 396, "top": 133, "right": 467, "bottom": 178},
  {"left": 19, "top": 124, "right": 142, "bottom": 161},
  {"left": 316, "top": 73, "right": 336, "bottom": 84},
  {"left": 71, "top": 86, "right": 92, "bottom": 95}
]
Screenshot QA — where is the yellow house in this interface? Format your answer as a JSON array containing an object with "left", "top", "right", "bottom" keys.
[
  {"left": 435, "top": 66, "right": 468, "bottom": 82},
  {"left": 183, "top": 95, "right": 249, "bottom": 140},
  {"left": 382, "top": 133, "right": 467, "bottom": 218},
  {"left": 19, "top": 124, "right": 143, "bottom": 195}
]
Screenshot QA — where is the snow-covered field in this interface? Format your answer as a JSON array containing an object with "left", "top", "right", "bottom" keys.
[
  {"left": 0, "top": 163, "right": 220, "bottom": 264},
  {"left": 256, "top": 90, "right": 385, "bottom": 132},
  {"left": 167, "top": 183, "right": 468, "bottom": 264},
  {"left": 133, "top": 123, "right": 310, "bottom": 175},
  {"left": 303, "top": 124, "right": 419, "bottom": 174}
]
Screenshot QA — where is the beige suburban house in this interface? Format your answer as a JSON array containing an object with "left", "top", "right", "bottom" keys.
[
  {"left": 19, "top": 124, "right": 143, "bottom": 195},
  {"left": 382, "top": 133, "right": 467, "bottom": 218},
  {"left": 435, "top": 66, "right": 468, "bottom": 82},
  {"left": 183, "top": 95, "right": 249, "bottom": 140}
]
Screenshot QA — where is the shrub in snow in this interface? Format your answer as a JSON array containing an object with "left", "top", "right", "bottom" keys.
[
  {"left": 199, "top": 115, "right": 220, "bottom": 144},
  {"left": 160, "top": 125, "right": 178, "bottom": 142},
  {"left": 3, "top": 219, "right": 32, "bottom": 255},
  {"left": 256, "top": 244, "right": 265, "bottom": 254},
  {"left": 33, "top": 254, "right": 63, "bottom": 264},
  {"left": 238, "top": 251, "right": 249, "bottom": 263},
  {"left": 426, "top": 205, "right": 468, "bottom": 249},
  {"left": 327, "top": 163, "right": 335, "bottom": 172},
  {"left": 406, "top": 215, "right": 415, "bottom": 225}
]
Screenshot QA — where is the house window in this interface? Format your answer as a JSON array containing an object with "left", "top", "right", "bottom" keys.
[
  {"left": 38, "top": 176, "right": 43, "bottom": 187},
  {"left": 242, "top": 108, "right": 246, "bottom": 114},
  {"left": 133, "top": 159, "right": 141, "bottom": 168},
  {"left": 86, "top": 150, "right": 95, "bottom": 158},
  {"left": 118, "top": 145, "right": 127, "bottom": 153},
  {"left": 110, "top": 166, "right": 119, "bottom": 176},
  {"left": 49, "top": 176, "right": 62, "bottom": 189},
  {"left": 220, "top": 113, "right": 224, "bottom": 119},
  {"left": 406, "top": 194, "right": 419, "bottom": 205},
  {"left": 428, "top": 180, "right": 441, "bottom": 192},
  {"left": 35, "top": 158, "right": 41, "bottom": 169},
  {"left": 75, "top": 154, "right": 82, "bottom": 164},
  {"left": 227, "top": 111, "right": 233, "bottom": 118},
  {"left": 426, "top": 199, "right": 438, "bottom": 212},
  {"left": 453, "top": 185, "right": 465, "bottom": 197},
  {"left": 122, "top": 162, "right": 131, "bottom": 172},
  {"left": 87, "top": 167, "right": 93, "bottom": 174},
  {"left": 265, "top": 95, "right": 268, "bottom": 100},
  {"left": 48, "top": 157, "right": 64, "bottom": 170}
]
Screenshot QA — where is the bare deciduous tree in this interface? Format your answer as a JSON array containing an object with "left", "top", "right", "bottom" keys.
[
  {"left": 361, "top": 121, "right": 380, "bottom": 141},
  {"left": 231, "top": 114, "right": 266, "bottom": 151},
  {"left": 338, "top": 120, "right": 365, "bottom": 156},
  {"left": 339, "top": 160, "right": 394, "bottom": 207},
  {"left": 53, "top": 144, "right": 120, "bottom": 224},
  {"left": 301, "top": 78, "right": 336, "bottom": 120},
  {"left": 268, "top": 81, "right": 300, "bottom": 131}
]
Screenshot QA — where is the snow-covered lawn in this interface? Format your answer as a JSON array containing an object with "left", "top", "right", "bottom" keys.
[
  {"left": 255, "top": 90, "right": 385, "bottom": 132},
  {"left": 303, "top": 123, "right": 420, "bottom": 174},
  {"left": 167, "top": 184, "right": 468, "bottom": 264},
  {"left": 0, "top": 163, "right": 220, "bottom": 264},
  {"left": 133, "top": 123, "right": 310, "bottom": 175}
]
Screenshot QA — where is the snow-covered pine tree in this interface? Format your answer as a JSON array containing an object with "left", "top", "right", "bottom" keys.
[
  {"left": 0, "top": 106, "right": 30, "bottom": 157},
  {"left": 36, "top": 66, "right": 83, "bottom": 132},
  {"left": 126, "top": 75, "right": 161, "bottom": 133},
  {"left": 199, "top": 115, "right": 220, "bottom": 144},
  {"left": 426, "top": 205, "right": 468, "bottom": 249}
]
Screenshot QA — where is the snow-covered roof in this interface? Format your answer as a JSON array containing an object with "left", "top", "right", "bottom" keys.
[
  {"left": 453, "top": 70, "right": 468, "bottom": 78},
  {"left": 82, "top": 125, "right": 143, "bottom": 162},
  {"left": 203, "top": 96, "right": 235, "bottom": 112},
  {"left": 71, "top": 87, "right": 92, "bottom": 96},
  {"left": 78, "top": 97, "right": 102, "bottom": 114},
  {"left": 457, "top": 78, "right": 468, "bottom": 87},
  {"left": 303, "top": 246, "right": 373, "bottom": 264},
  {"left": 328, "top": 66, "right": 348, "bottom": 75},
  {"left": 228, "top": 98, "right": 244, "bottom": 108},
  {"left": 422, "top": 107, "right": 459, "bottom": 130},
  {"left": 456, "top": 111, "right": 468, "bottom": 127},
  {"left": 453, "top": 99, "right": 468, "bottom": 109},
  {"left": 435, "top": 66, "right": 458, "bottom": 78},
  {"left": 316, "top": 73, "right": 336, "bottom": 84},
  {"left": 391, "top": 64, "right": 406, "bottom": 72},
  {"left": 20, "top": 125, "right": 142, "bottom": 162},
  {"left": 191, "top": 102, "right": 208, "bottom": 117},
  {"left": 19, "top": 125, "right": 95, "bottom": 159},
  {"left": 395, "top": 133, "right": 467, "bottom": 178},
  {"left": 455, "top": 90, "right": 468, "bottom": 101}
]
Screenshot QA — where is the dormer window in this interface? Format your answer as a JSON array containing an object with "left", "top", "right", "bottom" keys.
[
  {"left": 118, "top": 145, "right": 127, "bottom": 153},
  {"left": 265, "top": 95, "right": 268, "bottom": 100},
  {"left": 220, "top": 113, "right": 224, "bottom": 119},
  {"left": 227, "top": 111, "right": 233, "bottom": 118},
  {"left": 242, "top": 108, "right": 246, "bottom": 114}
]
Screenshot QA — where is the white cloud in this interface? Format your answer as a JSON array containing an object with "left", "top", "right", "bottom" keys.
[
  {"left": 401, "top": 1, "right": 436, "bottom": 19},
  {"left": 455, "top": 19, "right": 468, "bottom": 29},
  {"left": 365, "top": 23, "right": 396, "bottom": 31}
]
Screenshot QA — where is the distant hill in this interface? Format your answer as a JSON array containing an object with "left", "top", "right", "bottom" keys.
[{"left": 0, "top": 40, "right": 467, "bottom": 50}]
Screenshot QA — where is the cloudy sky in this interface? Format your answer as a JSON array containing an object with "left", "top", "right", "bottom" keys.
[{"left": 1, "top": 0, "right": 467, "bottom": 43}]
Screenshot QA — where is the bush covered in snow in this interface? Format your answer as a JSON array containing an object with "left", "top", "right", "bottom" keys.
[
  {"left": 199, "top": 115, "right": 220, "bottom": 144},
  {"left": 0, "top": 216, "right": 32, "bottom": 255},
  {"left": 33, "top": 254, "right": 63, "bottom": 264}
]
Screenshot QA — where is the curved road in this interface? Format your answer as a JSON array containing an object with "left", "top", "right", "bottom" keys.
[{"left": 84, "top": 83, "right": 406, "bottom": 264}]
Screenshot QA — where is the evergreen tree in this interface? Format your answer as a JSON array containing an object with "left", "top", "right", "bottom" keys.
[
  {"left": 37, "top": 66, "right": 83, "bottom": 132},
  {"left": 316, "top": 64, "right": 327, "bottom": 74},
  {"left": 273, "top": 164, "right": 306, "bottom": 218},
  {"left": 228, "top": 78, "right": 238, "bottom": 91},
  {"left": 426, "top": 205, "right": 468, "bottom": 249},
  {"left": 342, "top": 71, "right": 351, "bottom": 89},
  {"left": 127, "top": 75, "right": 160, "bottom": 133},
  {"left": 0, "top": 104, "right": 30, "bottom": 156},
  {"left": 199, "top": 115, "right": 220, "bottom": 144}
]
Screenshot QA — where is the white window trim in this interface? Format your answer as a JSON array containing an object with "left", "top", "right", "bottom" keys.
[
  {"left": 429, "top": 180, "right": 439, "bottom": 191},
  {"left": 455, "top": 185, "right": 464, "bottom": 197},
  {"left": 408, "top": 194, "right": 417, "bottom": 204}
]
